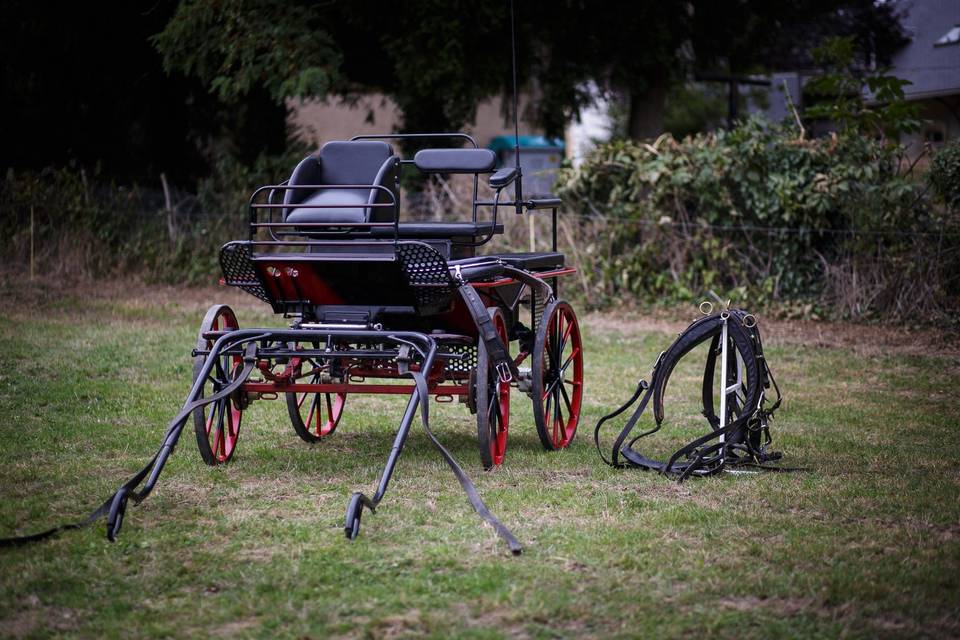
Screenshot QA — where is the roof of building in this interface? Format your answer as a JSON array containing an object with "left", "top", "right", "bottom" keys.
[{"left": 891, "top": 0, "right": 960, "bottom": 100}]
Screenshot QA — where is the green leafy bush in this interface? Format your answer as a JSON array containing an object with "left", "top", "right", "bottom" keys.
[
  {"left": 555, "top": 116, "right": 957, "bottom": 319},
  {"left": 930, "top": 139, "right": 960, "bottom": 211}
]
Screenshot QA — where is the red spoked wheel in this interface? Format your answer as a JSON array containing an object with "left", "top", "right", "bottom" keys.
[
  {"left": 476, "top": 308, "right": 511, "bottom": 469},
  {"left": 285, "top": 351, "right": 347, "bottom": 443},
  {"left": 193, "top": 304, "right": 243, "bottom": 465},
  {"left": 531, "top": 299, "right": 584, "bottom": 450}
]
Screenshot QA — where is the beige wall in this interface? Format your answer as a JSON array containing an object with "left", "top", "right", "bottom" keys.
[{"left": 288, "top": 93, "right": 542, "bottom": 150}]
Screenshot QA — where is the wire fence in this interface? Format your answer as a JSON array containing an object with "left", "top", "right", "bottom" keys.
[{"left": 3, "top": 170, "right": 958, "bottom": 320}]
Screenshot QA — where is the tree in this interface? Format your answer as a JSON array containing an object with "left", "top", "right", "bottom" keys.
[
  {"left": 0, "top": 0, "right": 288, "bottom": 183},
  {"left": 803, "top": 36, "right": 920, "bottom": 142},
  {"left": 155, "top": 1, "right": 907, "bottom": 143}
]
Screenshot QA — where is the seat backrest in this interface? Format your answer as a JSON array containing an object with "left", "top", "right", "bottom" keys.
[{"left": 283, "top": 140, "right": 398, "bottom": 225}]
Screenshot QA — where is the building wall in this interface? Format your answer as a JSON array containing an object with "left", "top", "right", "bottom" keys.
[{"left": 288, "top": 93, "right": 542, "bottom": 150}]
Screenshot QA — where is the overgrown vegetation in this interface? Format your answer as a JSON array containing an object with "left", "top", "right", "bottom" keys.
[
  {"left": 930, "top": 138, "right": 960, "bottom": 211},
  {"left": 0, "top": 145, "right": 308, "bottom": 285},
  {"left": 555, "top": 117, "right": 958, "bottom": 319}
]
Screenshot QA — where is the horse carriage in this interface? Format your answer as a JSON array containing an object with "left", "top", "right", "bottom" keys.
[
  {"left": 0, "top": 131, "right": 583, "bottom": 553},
  {"left": 179, "top": 132, "right": 584, "bottom": 549}
]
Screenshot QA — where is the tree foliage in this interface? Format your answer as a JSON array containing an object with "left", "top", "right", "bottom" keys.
[
  {"left": 152, "top": 0, "right": 908, "bottom": 140},
  {"left": 0, "top": 0, "right": 288, "bottom": 183},
  {"left": 804, "top": 36, "right": 920, "bottom": 141},
  {"left": 152, "top": 0, "right": 342, "bottom": 103}
]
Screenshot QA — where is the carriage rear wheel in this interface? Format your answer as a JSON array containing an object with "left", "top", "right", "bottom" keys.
[
  {"left": 531, "top": 299, "right": 584, "bottom": 450},
  {"left": 476, "top": 308, "right": 511, "bottom": 469},
  {"left": 192, "top": 304, "right": 243, "bottom": 465},
  {"left": 285, "top": 351, "right": 347, "bottom": 442}
]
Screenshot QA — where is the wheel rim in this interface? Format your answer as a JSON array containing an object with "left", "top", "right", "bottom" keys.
[
  {"left": 534, "top": 301, "right": 583, "bottom": 449},
  {"left": 195, "top": 306, "right": 243, "bottom": 464},
  {"left": 476, "top": 308, "right": 511, "bottom": 469},
  {"left": 294, "top": 359, "right": 347, "bottom": 438},
  {"left": 286, "top": 349, "right": 347, "bottom": 442},
  {"left": 483, "top": 312, "right": 510, "bottom": 466}
]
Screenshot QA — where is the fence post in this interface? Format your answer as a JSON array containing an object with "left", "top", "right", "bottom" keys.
[{"left": 30, "top": 205, "right": 35, "bottom": 281}]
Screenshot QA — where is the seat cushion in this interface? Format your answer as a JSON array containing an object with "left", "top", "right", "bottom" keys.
[
  {"left": 413, "top": 148, "right": 497, "bottom": 173},
  {"left": 283, "top": 141, "right": 399, "bottom": 224},
  {"left": 285, "top": 188, "right": 370, "bottom": 224}
]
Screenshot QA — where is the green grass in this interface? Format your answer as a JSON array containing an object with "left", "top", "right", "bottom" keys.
[{"left": 0, "top": 281, "right": 958, "bottom": 639}]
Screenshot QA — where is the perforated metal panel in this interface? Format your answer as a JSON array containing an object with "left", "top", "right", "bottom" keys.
[
  {"left": 443, "top": 343, "right": 478, "bottom": 374},
  {"left": 219, "top": 242, "right": 271, "bottom": 304},
  {"left": 395, "top": 241, "right": 456, "bottom": 315}
]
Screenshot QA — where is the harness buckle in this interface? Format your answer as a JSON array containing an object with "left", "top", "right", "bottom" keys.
[{"left": 496, "top": 361, "right": 513, "bottom": 383}]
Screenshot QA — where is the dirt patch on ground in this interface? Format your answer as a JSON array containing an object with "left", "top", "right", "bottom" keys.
[
  {"left": 0, "top": 271, "right": 253, "bottom": 318},
  {"left": 1, "top": 595, "right": 83, "bottom": 638}
]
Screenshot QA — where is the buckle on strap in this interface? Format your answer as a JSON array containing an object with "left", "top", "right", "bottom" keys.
[{"left": 496, "top": 361, "right": 512, "bottom": 383}]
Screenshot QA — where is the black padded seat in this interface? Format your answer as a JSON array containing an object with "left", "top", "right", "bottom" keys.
[
  {"left": 413, "top": 148, "right": 497, "bottom": 173},
  {"left": 284, "top": 141, "right": 399, "bottom": 224},
  {"left": 371, "top": 221, "right": 503, "bottom": 239},
  {"left": 451, "top": 252, "right": 565, "bottom": 271}
]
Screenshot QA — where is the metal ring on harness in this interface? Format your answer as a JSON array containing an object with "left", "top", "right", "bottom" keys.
[{"left": 699, "top": 301, "right": 714, "bottom": 315}]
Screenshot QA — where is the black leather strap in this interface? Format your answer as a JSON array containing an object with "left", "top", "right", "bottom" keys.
[
  {"left": 454, "top": 262, "right": 554, "bottom": 384},
  {"left": 457, "top": 282, "right": 519, "bottom": 382},
  {"left": 0, "top": 341, "right": 261, "bottom": 547},
  {"left": 594, "top": 311, "right": 791, "bottom": 481},
  {"left": 408, "top": 366, "right": 522, "bottom": 554}
]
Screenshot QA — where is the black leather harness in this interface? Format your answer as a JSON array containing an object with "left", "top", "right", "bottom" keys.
[{"left": 595, "top": 310, "right": 789, "bottom": 481}]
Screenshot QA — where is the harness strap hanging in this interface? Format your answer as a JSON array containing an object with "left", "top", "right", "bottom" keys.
[
  {"left": 408, "top": 368, "right": 522, "bottom": 554},
  {"left": 457, "top": 283, "right": 519, "bottom": 382},
  {"left": 454, "top": 263, "right": 553, "bottom": 384},
  {"left": 1, "top": 340, "right": 261, "bottom": 547}
]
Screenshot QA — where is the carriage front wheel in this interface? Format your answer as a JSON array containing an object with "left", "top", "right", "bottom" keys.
[
  {"left": 192, "top": 304, "right": 244, "bottom": 465},
  {"left": 531, "top": 299, "right": 584, "bottom": 450}
]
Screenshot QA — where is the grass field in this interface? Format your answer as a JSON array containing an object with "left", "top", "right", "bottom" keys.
[{"left": 0, "top": 278, "right": 958, "bottom": 639}]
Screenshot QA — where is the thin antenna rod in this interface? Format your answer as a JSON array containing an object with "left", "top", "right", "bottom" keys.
[{"left": 510, "top": 0, "right": 523, "bottom": 212}]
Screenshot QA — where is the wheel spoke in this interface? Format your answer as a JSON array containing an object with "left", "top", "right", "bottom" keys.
[
  {"left": 212, "top": 401, "right": 226, "bottom": 458},
  {"left": 559, "top": 380, "right": 573, "bottom": 415},
  {"left": 557, "top": 314, "right": 574, "bottom": 357},
  {"left": 205, "top": 397, "right": 219, "bottom": 436},
  {"left": 324, "top": 393, "right": 334, "bottom": 426},
  {"left": 544, "top": 392, "right": 553, "bottom": 432},
  {"left": 541, "top": 376, "right": 560, "bottom": 402},
  {"left": 558, "top": 346, "right": 581, "bottom": 378},
  {"left": 306, "top": 393, "right": 319, "bottom": 435}
]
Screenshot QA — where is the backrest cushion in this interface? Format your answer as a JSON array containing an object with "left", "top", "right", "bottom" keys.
[
  {"left": 284, "top": 155, "right": 322, "bottom": 207},
  {"left": 319, "top": 140, "right": 394, "bottom": 185},
  {"left": 282, "top": 141, "right": 399, "bottom": 224}
]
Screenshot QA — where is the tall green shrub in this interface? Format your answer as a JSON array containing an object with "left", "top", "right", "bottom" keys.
[
  {"left": 930, "top": 139, "right": 960, "bottom": 211},
  {"left": 555, "top": 116, "right": 955, "bottom": 318}
]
